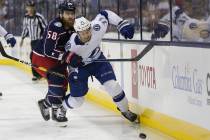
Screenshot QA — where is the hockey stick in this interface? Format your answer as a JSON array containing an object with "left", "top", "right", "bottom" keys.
[
  {"left": 85, "top": 39, "right": 155, "bottom": 63},
  {"left": 0, "top": 43, "right": 66, "bottom": 78}
]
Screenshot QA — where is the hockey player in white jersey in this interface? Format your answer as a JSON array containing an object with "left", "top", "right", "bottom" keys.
[
  {"left": 61, "top": 10, "right": 138, "bottom": 122},
  {"left": 153, "top": 5, "right": 210, "bottom": 42},
  {"left": 0, "top": 25, "right": 16, "bottom": 47},
  {"left": 182, "top": 19, "right": 210, "bottom": 42}
]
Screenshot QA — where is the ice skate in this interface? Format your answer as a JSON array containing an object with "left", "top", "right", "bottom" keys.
[
  {"left": 38, "top": 99, "right": 50, "bottom": 121},
  {"left": 121, "top": 110, "right": 139, "bottom": 122},
  {"left": 52, "top": 105, "right": 68, "bottom": 127},
  {"left": 117, "top": 107, "right": 139, "bottom": 123}
]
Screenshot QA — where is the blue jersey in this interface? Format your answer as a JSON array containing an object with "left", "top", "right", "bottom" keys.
[{"left": 34, "top": 17, "right": 74, "bottom": 60}]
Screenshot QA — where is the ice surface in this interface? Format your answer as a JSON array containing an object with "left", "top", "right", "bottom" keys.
[{"left": 0, "top": 66, "right": 175, "bottom": 140}]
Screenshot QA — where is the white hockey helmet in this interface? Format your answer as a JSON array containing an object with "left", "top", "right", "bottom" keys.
[{"left": 74, "top": 16, "right": 91, "bottom": 32}]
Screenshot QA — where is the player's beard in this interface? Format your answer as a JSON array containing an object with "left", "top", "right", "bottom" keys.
[
  {"left": 67, "top": 18, "right": 74, "bottom": 27},
  {"left": 63, "top": 18, "right": 74, "bottom": 29}
]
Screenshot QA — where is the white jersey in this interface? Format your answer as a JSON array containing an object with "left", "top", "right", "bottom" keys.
[
  {"left": 65, "top": 10, "right": 123, "bottom": 65},
  {"left": 182, "top": 19, "right": 210, "bottom": 42},
  {"left": 0, "top": 25, "right": 8, "bottom": 37},
  {"left": 160, "top": 6, "right": 210, "bottom": 42},
  {"left": 159, "top": 6, "right": 191, "bottom": 41}
]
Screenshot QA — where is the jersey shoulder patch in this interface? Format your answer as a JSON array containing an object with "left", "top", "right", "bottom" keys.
[
  {"left": 189, "top": 22, "right": 198, "bottom": 29},
  {"left": 93, "top": 24, "right": 101, "bottom": 31},
  {"left": 54, "top": 22, "right": 62, "bottom": 27}
]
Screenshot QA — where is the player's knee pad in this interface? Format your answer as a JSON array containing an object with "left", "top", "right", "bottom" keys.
[
  {"left": 69, "top": 81, "right": 88, "bottom": 97},
  {"left": 46, "top": 86, "right": 66, "bottom": 105},
  {"left": 103, "top": 80, "right": 123, "bottom": 97},
  {"left": 68, "top": 71, "right": 79, "bottom": 82},
  {"left": 63, "top": 94, "right": 85, "bottom": 109},
  {"left": 68, "top": 73, "right": 89, "bottom": 97}
]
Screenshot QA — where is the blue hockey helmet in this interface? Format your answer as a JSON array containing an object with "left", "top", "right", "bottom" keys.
[{"left": 59, "top": 1, "right": 76, "bottom": 13}]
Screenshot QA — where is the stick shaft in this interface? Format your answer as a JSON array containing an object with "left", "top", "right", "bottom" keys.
[
  {"left": 84, "top": 42, "right": 154, "bottom": 63},
  {"left": 0, "top": 42, "right": 66, "bottom": 78}
]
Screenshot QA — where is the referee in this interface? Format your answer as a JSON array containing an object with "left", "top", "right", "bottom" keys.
[{"left": 20, "top": 0, "right": 47, "bottom": 81}]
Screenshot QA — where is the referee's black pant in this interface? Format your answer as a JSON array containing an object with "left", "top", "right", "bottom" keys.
[{"left": 30, "top": 40, "right": 42, "bottom": 78}]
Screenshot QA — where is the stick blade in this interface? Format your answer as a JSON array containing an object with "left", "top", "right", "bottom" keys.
[
  {"left": 0, "top": 42, "right": 19, "bottom": 61},
  {"left": 0, "top": 42, "right": 7, "bottom": 57}
]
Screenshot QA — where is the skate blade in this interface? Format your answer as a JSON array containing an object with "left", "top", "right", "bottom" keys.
[
  {"left": 134, "top": 115, "right": 140, "bottom": 124},
  {"left": 54, "top": 121, "right": 68, "bottom": 127},
  {"left": 131, "top": 115, "right": 140, "bottom": 125}
]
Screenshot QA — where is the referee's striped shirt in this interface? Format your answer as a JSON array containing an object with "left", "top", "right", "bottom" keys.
[{"left": 21, "top": 12, "right": 47, "bottom": 41}]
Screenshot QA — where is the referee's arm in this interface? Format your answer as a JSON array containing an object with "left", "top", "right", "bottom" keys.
[
  {"left": 20, "top": 17, "right": 29, "bottom": 46},
  {"left": 21, "top": 17, "right": 29, "bottom": 39},
  {"left": 37, "top": 14, "right": 47, "bottom": 32}
]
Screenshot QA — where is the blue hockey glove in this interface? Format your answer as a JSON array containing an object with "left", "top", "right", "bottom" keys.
[
  {"left": 118, "top": 20, "right": 134, "bottom": 39},
  {"left": 4, "top": 33, "right": 16, "bottom": 47},
  {"left": 63, "top": 51, "right": 84, "bottom": 68},
  {"left": 153, "top": 23, "right": 169, "bottom": 39}
]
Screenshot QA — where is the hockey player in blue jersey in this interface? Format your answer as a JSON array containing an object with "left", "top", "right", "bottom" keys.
[
  {"left": 62, "top": 10, "right": 138, "bottom": 122},
  {"left": 32, "top": 1, "right": 76, "bottom": 125}
]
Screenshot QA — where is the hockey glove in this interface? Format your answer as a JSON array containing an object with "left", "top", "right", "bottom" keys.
[
  {"left": 153, "top": 23, "right": 169, "bottom": 39},
  {"left": 62, "top": 51, "right": 84, "bottom": 68},
  {"left": 4, "top": 33, "right": 16, "bottom": 47},
  {"left": 118, "top": 20, "right": 134, "bottom": 39}
]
